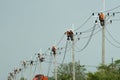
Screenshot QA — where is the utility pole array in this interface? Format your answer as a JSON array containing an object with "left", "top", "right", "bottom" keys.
[{"left": 7, "top": 1, "right": 120, "bottom": 80}]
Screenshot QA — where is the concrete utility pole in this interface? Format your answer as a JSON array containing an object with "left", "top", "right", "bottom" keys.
[
  {"left": 54, "top": 54, "right": 57, "bottom": 80},
  {"left": 102, "top": 23, "right": 105, "bottom": 65},
  {"left": 51, "top": 46, "right": 57, "bottom": 80},
  {"left": 102, "top": 0, "right": 105, "bottom": 65},
  {"left": 72, "top": 35, "right": 75, "bottom": 80},
  {"left": 65, "top": 29, "right": 75, "bottom": 80}
]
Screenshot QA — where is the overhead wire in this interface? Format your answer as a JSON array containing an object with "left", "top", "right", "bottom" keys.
[
  {"left": 61, "top": 40, "right": 68, "bottom": 65},
  {"left": 81, "top": 26, "right": 99, "bottom": 33},
  {"left": 105, "top": 36, "right": 120, "bottom": 48},
  {"left": 80, "top": 25, "right": 102, "bottom": 39},
  {"left": 76, "top": 24, "right": 97, "bottom": 52},
  {"left": 33, "top": 59, "right": 38, "bottom": 75},
  {"left": 112, "top": 18, "right": 120, "bottom": 21},
  {"left": 56, "top": 34, "right": 65, "bottom": 46},
  {"left": 105, "top": 27, "right": 120, "bottom": 45},
  {"left": 74, "top": 15, "right": 93, "bottom": 31},
  {"left": 104, "top": 4, "right": 120, "bottom": 12},
  {"left": 47, "top": 54, "right": 53, "bottom": 76}
]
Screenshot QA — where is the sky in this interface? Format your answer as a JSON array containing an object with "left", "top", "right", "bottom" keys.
[{"left": 0, "top": 0, "right": 120, "bottom": 80}]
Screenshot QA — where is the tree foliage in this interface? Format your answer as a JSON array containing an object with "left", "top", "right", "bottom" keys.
[
  {"left": 87, "top": 59, "right": 120, "bottom": 80},
  {"left": 57, "top": 61, "right": 86, "bottom": 80}
]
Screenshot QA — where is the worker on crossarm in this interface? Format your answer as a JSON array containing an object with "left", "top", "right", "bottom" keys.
[
  {"left": 64, "top": 30, "right": 74, "bottom": 41},
  {"left": 52, "top": 46, "right": 56, "bottom": 56},
  {"left": 99, "top": 13, "right": 105, "bottom": 26},
  {"left": 64, "top": 31, "right": 70, "bottom": 40}
]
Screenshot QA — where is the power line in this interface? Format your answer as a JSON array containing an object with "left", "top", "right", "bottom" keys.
[
  {"left": 104, "top": 4, "right": 120, "bottom": 12},
  {"left": 105, "top": 27, "right": 120, "bottom": 45},
  {"left": 81, "top": 28, "right": 102, "bottom": 39},
  {"left": 105, "top": 36, "right": 120, "bottom": 48},
  {"left": 47, "top": 55, "right": 53, "bottom": 76},
  {"left": 76, "top": 24, "right": 101, "bottom": 39},
  {"left": 74, "top": 15, "right": 92, "bottom": 31},
  {"left": 56, "top": 35, "right": 65, "bottom": 46},
  {"left": 76, "top": 24, "right": 97, "bottom": 52},
  {"left": 61, "top": 41, "right": 68, "bottom": 65}
]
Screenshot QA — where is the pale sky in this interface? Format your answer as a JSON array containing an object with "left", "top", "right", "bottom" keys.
[{"left": 0, "top": 0, "right": 120, "bottom": 80}]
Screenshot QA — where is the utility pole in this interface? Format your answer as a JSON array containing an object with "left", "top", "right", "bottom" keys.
[
  {"left": 72, "top": 35, "right": 75, "bottom": 80},
  {"left": 54, "top": 54, "right": 57, "bottom": 80},
  {"left": 51, "top": 46, "right": 57, "bottom": 80},
  {"left": 65, "top": 30, "right": 75, "bottom": 80},
  {"left": 102, "top": 0, "right": 105, "bottom": 65},
  {"left": 102, "top": 23, "right": 105, "bottom": 65}
]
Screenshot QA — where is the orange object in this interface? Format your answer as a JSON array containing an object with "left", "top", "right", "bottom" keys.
[{"left": 33, "top": 74, "right": 48, "bottom": 80}]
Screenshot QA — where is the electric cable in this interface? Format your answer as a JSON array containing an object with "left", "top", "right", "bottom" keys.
[
  {"left": 76, "top": 24, "right": 97, "bottom": 52},
  {"left": 78, "top": 24, "right": 102, "bottom": 39},
  {"left": 104, "top": 4, "right": 120, "bottom": 12},
  {"left": 74, "top": 15, "right": 92, "bottom": 31},
  {"left": 105, "top": 36, "right": 120, "bottom": 48},
  {"left": 61, "top": 40, "right": 68, "bottom": 65},
  {"left": 112, "top": 18, "right": 120, "bottom": 21},
  {"left": 81, "top": 26, "right": 99, "bottom": 33},
  {"left": 106, "top": 27, "right": 120, "bottom": 45},
  {"left": 47, "top": 54, "right": 53, "bottom": 76},
  {"left": 33, "top": 59, "right": 38, "bottom": 75},
  {"left": 56, "top": 34, "right": 65, "bottom": 46}
]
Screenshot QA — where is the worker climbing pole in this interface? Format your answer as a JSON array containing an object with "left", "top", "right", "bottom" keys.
[
  {"left": 65, "top": 30, "right": 74, "bottom": 41},
  {"left": 99, "top": 12, "right": 105, "bottom": 26}
]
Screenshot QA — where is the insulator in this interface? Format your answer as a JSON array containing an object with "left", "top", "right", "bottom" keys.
[
  {"left": 95, "top": 20, "right": 98, "bottom": 23},
  {"left": 80, "top": 32, "right": 82, "bottom": 35},
  {"left": 76, "top": 32, "right": 78, "bottom": 35},
  {"left": 59, "top": 52, "right": 61, "bottom": 54},
  {"left": 113, "top": 13, "right": 115, "bottom": 16},
  {"left": 48, "top": 48, "right": 50, "bottom": 50},
  {"left": 98, "top": 13, "right": 100, "bottom": 16},
  {"left": 92, "top": 13, "right": 94, "bottom": 16},
  {"left": 110, "top": 20, "right": 112, "bottom": 23},
  {"left": 30, "top": 60, "right": 34, "bottom": 65},
  {"left": 107, "top": 13, "right": 109, "bottom": 16},
  {"left": 78, "top": 38, "right": 80, "bottom": 40},
  {"left": 61, "top": 47, "right": 63, "bottom": 50},
  {"left": 38, "top": 53, "right": 40, "bottom": 55},
  {"left": 14, "top": 69, "right": 18, "bottom": 74},
  {"left": 19, "top": 68, "right": 22, "bottom": 72}
]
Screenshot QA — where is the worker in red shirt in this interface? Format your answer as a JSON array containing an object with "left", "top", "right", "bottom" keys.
[
  {"left": 99, "top": 13, "right": 105, "bottom": 26},
  {"left": 65, "top": 30, "right": 74, "bottom": 41}
]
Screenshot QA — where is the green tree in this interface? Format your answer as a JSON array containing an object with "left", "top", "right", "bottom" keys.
[
  {"left": 87, "top": 59, "right": 120, "bottom": 80},
  {"left": 20, "top": 77, "right": 27, "bottom": 80},
  {"left": 57, "top": 61, "right": 86, "bottom": 80}
]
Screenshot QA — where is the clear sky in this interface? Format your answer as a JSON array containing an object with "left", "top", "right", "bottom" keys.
[{"left": 0, "top": 0, "right": 120, "bottom": 80}]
